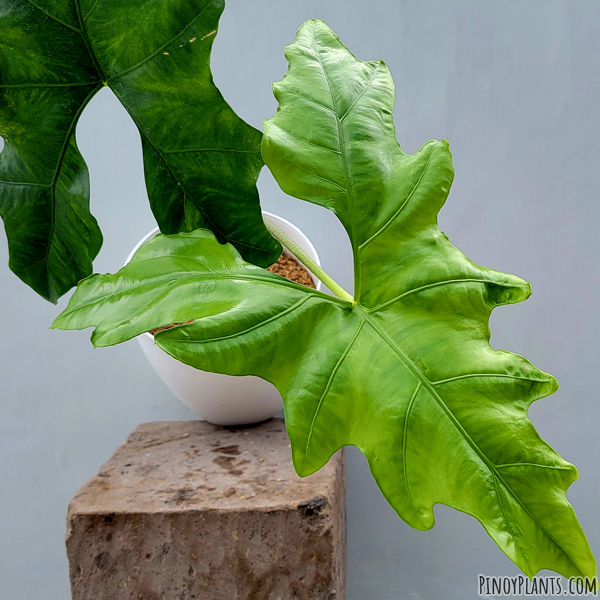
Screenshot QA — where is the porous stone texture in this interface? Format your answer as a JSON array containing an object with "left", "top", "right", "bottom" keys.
[{"left": 67, "top": 420, "right": 345, "bottom": 600}]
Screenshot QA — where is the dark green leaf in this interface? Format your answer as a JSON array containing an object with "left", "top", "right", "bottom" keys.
[{"left": 0, "top": 0, "right": 280, "bottom": 301}]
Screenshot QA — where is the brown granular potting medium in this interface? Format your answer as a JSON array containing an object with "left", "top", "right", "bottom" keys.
[{"left": 267, "top": 252, "right": 316, "bottom": 289}]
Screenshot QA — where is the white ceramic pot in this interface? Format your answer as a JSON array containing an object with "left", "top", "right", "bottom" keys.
[{"left": 126, "top": 212, "right": 322, "bottom": 426}]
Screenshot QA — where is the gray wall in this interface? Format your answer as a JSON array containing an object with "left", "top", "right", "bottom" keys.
[{"left": 1, "top": 1, "right": 599, "bottom": 598}]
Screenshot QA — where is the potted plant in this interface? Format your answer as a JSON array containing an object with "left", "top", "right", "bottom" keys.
[
  {"left": 1, "top": 1, "right": 596, "bottom": 588},
  {"left": 52, "top": 18, "right": 597, "bottom": 583}
]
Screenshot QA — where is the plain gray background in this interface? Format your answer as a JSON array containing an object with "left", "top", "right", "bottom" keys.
[{"left": 1, "top": 1, "right": 599, "bottom": 598}]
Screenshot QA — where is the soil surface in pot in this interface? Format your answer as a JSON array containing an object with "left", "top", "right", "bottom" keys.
[
  {"left": 267, "top": 252, "right": 316, "bottom": 289},
  {"left": 149, "top": 253, "right": 315, "bottom": 335}
]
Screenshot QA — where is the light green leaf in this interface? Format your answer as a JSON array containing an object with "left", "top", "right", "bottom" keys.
[
  {"left": 53, "top": 19, "right": 596, "bottom": 580},
  {"left": 52, "top": 228, "right": 344, "bottom": 349},
  {"left": 0, "top": 0, "right": 280, "bottom": 302}
]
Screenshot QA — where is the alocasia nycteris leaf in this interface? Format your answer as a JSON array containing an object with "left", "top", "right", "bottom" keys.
[
  {"left": 0, "top": 0, "right": 280, "bottom": 302},
  {"left": 52, "top": 20, "right": 596, "bottom": 579}
]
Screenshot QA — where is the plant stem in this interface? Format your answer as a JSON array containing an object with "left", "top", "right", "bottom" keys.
[{"left": 264, "top": 218, "right": 355, "bottom": 305}]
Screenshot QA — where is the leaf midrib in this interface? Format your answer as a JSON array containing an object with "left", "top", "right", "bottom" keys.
[
  {"left": 57, "top": 268, "right": 348, "bottom": 321},
  {"left": 161, "top": 295, "right": 314, "bottom": 346},
  {"left": 73, "top": 0, "right": 106, "bottom": 80},
  {"left": 42, "top": 85, "right": 101, "bottom": 290},
  {"left": 0, "top": 81, "right": 102, "bottom": 296},
  {"left": 310, "top": 27, "right": 360, "bottom": 297},
  {"left": 353, "top": 304, "right": 580, "bottom": 574},
  {"left": 402, "top": 382, "right": 422, "bottom": 521}
]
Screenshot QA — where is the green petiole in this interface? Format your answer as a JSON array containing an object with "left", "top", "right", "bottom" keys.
[{"left": 264, "top": 217, "right": 355, "bottom": 305}]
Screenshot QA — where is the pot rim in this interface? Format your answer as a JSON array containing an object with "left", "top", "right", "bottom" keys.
[{"left": 125, "top": 211, "right": 323, "bottom": 340}]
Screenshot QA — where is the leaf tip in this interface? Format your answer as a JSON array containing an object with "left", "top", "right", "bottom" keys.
[
  {"left": 89, "top": 329, "right": 108, "bottom": 349},
  {"left": 50, "top": 314, "right": 65, "bottom": 330},
  {"left": 304, "top": 18, "right": 327, "bottom": 27}
]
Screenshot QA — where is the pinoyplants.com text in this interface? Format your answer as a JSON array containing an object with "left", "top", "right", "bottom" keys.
[{"left": 478, "top": 575, "right": 598, "bottom": 596}]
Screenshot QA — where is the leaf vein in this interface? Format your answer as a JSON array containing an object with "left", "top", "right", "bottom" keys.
[
  {"left": 431, "top": 373, "right": 552, "bottom": 386},
  {"left": 278, "top": 155, "right": 346, "bottom": 192},
  {"left": 114, "top": 279, "right": 182, "bottom": 331},
  {"left": 161, "top": 295, "right": 313, "bottom": 345},
  {"left": 302, "top": 320, "right": 365, "bottom": 470},
  {"left": 0, "top": 81, "right": 100, "bottom": 89},
  {"left": 493, "top": 475, "right": 532, "bottom": 574},
  {"left": 359, "top": 145, "right": 434, "bottom": 251},
  {"left": 402, "top": 382, "right": 422, "bottom": 521},
  {"left": 370, "top": 278, "right": 529, "bottom": 313},
  {"left": 109, "top": 1, "right": 213, "bottom": 81},
  {"left": 25, "top": 0, "right": 82, "bottom": 33},
  {"left": 40, "top": 85, "right": 102, "bottom": 279},
  {"left": 83, "top": 0, "right": 101, "bottom": 22},
  {"left": 495, "top": 463, "right": 574, "bottom": 472},
  {"left": 274, "top": 126, "right": 341, "bottom": 155},
  {"left": 280, "top": 87, "right": 336, "bottom": 115},
  {"left": 339, "top": 64, "right": 380, "bottom": 122},
  {"left": 73, "top": 0, "right": 106, "bottom": 80},
  {"left": 0, "top": 181, "right": 51, "bottom": 188},
  {"left": 165, "top": 148, "right": 261, "bottom": 155}
]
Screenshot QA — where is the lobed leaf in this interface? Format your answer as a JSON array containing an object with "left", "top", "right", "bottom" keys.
[
  {"left": 53, "top": 19, "right": 596, "bottom": 579},
  {"left": 0, "top": 0, "right": 280, "bottom": 301}
]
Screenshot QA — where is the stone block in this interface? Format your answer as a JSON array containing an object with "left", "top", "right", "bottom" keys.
[{"left": 67, "top": 419, "right": 345, "bottom": 599}]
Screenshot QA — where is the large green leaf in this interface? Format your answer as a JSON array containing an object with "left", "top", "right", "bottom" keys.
[
  {"left": 52, "top": 20, "right": 596, "bottom": 579},
  {"left": 0, "top": 0, "right": 280, "bottom": 302}
]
